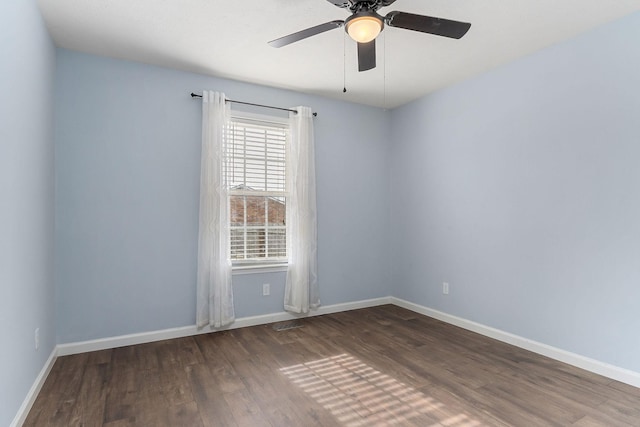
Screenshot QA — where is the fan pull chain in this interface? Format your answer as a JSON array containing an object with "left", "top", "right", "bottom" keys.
[
  {"left": 343, "top": 32, "right": 347, "bottom": 93},
  {"left": 383, "top": 30, "right": 387, "bottom": 109}
]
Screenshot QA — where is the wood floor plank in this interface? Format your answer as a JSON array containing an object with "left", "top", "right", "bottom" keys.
[
  {"left": 102, "top": 365, "right": 139, "bottom": 424},
  {"left": 223, "top": 388, "right": 271, "bottom": 427},
  {"left": 86, "top": 349, "right": 113, "bottom": 366},
  {"left": 166, "top": 401, "right": 204, "bottom": 427},
  {"left": 187, "top": 362, "right": 240, "bottom": 427},
  {"left": 24, "top": 305, "right": 640, "bottom": 426},
  {"left": 66, "top": 362, "right": 110, "bottom": 426},
  {"left": 161, "top": 365, "right": 196, "bottom": 406}
]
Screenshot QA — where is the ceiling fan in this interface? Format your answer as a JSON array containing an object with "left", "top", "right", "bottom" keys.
[{"left": 268, "top": 0, "right": 471, "bottom": 72}]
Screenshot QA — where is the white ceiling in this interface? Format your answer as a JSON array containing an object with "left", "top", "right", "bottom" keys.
[{"left": 37, "top": 0, "right": 640, "bottom": 108}]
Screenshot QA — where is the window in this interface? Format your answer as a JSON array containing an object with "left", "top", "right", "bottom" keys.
[{"left": 224, "top": 113, "right": 288, "bottom": 265}]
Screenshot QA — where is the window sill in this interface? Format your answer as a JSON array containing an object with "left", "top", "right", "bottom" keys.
[{"left": 232, "top": 263, "right": 288, "bottom": 275}]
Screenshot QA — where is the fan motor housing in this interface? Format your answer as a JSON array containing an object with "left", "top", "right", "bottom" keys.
[{"left": 326, "top": 0, "right": 397, "bottom": 11}]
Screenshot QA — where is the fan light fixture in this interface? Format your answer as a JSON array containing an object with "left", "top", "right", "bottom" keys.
[{"left": 346, "top": 14, "right": 383, "bottom": 43}]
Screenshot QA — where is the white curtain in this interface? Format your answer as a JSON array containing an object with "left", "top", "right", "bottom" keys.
[
  {"left": 284, "top": 106, "right": 319, "bottom": 313},
  {"left": 196, "top": 91, "right": 235, "bottom": 328}
]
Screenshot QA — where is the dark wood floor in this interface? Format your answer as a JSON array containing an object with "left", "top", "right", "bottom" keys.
[{"left": 25, "top": 305, "right": 640, "bottom": 426}]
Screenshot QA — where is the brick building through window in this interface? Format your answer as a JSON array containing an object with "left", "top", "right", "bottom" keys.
[{"left": 229, "top": 189, "right": 286, "bottom": 261}]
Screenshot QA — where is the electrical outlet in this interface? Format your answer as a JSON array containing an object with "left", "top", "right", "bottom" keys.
[
  {"left": 442, "top": 282, "right": 450, "bottom": 295},
  {"left": 35, "top": 328, "right": 40, "bottom": 350},
  {"left": 262, "top": 283, "right": 270, "bottom": 296}
]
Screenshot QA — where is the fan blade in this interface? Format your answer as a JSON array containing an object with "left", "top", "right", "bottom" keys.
[
  {"left": 357, "top": 40, "right": 376, "bottom": 72},
  {"left": 385, "top": 11, "right": 471, "bottom": 39},
  {"left": 268, "top": 20, "right": 344, "bottom": 48},
  {"left": 325, "top": 0, "right": 349, "bottom": 8}
]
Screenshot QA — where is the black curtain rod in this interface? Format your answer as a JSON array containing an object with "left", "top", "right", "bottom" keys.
[{"left": 190, "top": 93, "right": 317, "bottom": 117}]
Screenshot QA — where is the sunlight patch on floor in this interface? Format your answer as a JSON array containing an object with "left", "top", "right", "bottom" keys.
[{"left": 280, "top": 353, "right": 481, "bottom": 426}]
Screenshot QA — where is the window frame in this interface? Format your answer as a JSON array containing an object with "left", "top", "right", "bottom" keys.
[{"left": 224, "top": 110, "right": 290, "bottom": 271}]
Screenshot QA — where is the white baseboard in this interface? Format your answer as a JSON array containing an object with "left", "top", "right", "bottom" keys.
[
  {"left": 10, "top": 348, "right": 57, "bottom": 427},
  {"left": 57, "top": 296, "right": 393, "bottom": 356},
  {"left": 390, "top": 297, "right": 640, "bottom": 389}
]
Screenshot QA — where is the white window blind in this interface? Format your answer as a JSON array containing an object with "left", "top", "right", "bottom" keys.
[{"left": 224, "top": 115, "right": 288, "bottom": 263}]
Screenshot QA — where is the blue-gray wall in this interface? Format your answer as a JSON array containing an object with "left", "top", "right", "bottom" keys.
[
  {"left": 54, "top": 50, "right": 392, "bottom": 343},
  {"left": 0, "top": 1, "right": 56, "bottom": 425},
  {"left": 390, "top": 12, "right": 640, "bottom": 372}
]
